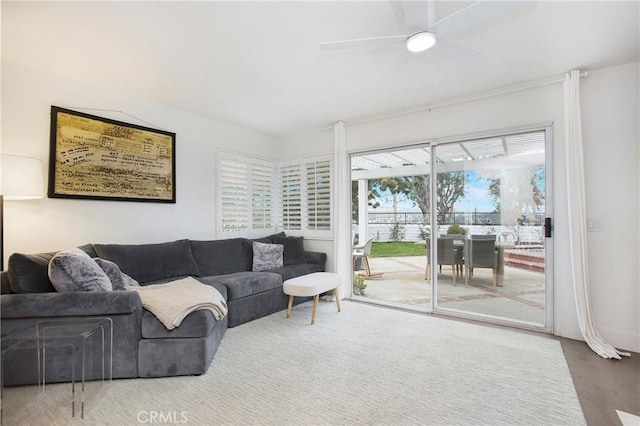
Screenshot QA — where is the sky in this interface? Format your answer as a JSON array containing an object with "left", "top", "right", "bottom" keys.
[{"left": 371, "top": 171, "right": 495, "bottom": 213}]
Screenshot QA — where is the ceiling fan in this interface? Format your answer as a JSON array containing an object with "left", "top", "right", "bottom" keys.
[{"left": 319, "top": 0, "right": 517, "bottom": 59}]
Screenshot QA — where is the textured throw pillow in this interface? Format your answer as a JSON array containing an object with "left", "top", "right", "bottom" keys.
[
  {"left": 48, "top": 248, "right": 112, "bottom": 292},
  {"left": 252, "top": 242, "right": 284, "bottom": 272},
  {"left": 94, "top": 258, "right": 139, "bottom": 290},
  {"left": 272, "top": 235, "right": 307, "bottom": 265}
]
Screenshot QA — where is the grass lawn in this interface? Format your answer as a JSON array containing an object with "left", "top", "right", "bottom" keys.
[{"left": 369, "top": 242, "right": 426, "bottom": 257}]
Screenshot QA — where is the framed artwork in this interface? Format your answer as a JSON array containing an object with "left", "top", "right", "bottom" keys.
[{"left": 48, "top": 106, "right": 176, "bottom": 203}]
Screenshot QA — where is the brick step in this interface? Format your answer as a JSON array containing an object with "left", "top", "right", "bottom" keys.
[
  {"left": 505, "top": 257, "right": 545, "bottom": 273},
  {"left": 506, "top": 251, "right": 544, "bottom": 261}
]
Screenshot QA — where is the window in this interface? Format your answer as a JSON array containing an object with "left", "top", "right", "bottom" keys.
[
  {"left": 218, "top": 151, "right": 332, "bottom": 238},
  {"left": 277, "top": 155, "right": 332, "bottom": 237},
  {"left": 306, "top": 159, "right": 331, "bottom": 231},
  {"left": 218, "top": 154, "right": 249, "bottom": 233},
  {"left": 279, "top": 164, "right": 302, "bottom": 231},
  {"left": 218, "top": 152, "right": 275, "bottom": 236},
  {"left": 251, "top": 161, "right": 274, "bottom": 231}
]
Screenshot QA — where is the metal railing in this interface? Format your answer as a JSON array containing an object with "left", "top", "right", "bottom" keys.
[{"left": 366, "top": 211, "right": 544, "bottom": 226}]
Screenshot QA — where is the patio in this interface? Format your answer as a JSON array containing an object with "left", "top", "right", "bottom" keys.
[{"left": 356, "top": 255, "right": 546, "bottom": 325}]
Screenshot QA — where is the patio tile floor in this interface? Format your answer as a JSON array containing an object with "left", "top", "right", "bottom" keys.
[{"left": 356, "top": 255, "right": 546, "bottom": 324}]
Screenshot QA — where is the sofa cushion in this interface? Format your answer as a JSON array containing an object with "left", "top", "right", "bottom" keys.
[
  {"left": 272, "top": 235, "right": 307, "bottom": 265},
  {"left": 1, "top": 290, "right": 142, "bottom": 318},
  {"left": 141, "top": 309, "right": 217, "bottom": 339},
  {"left": 239, "top": 233, "right": 286, "bottom": 268},
  {"left": 192, "top": 277, "right": 229, "bottom": 300},
  {"left": 7, "top": 244, "right": 97, "bottom": 294},
  {"left": 265, "top": 263, "right": 324, "bottom": 282},
  {"left": 93, "top": 239, "right": 199, "bottom": 284},
  {"left": 191, "top": 238, "right": 250, "bottom": 275},
  {"left": 208, "top": 271, "right": 282, "bottom": 301},
  {"left": 1, "top": 272, "right": 12, "bottom": 294},
  {"left": 252, "top": 231, "right": 286, "bottom": 244},
  {"left": 48, "top": 248, "right": 113, "bottom": 292},
  {"left": 94, "top": 258, "right": 139, "bottom": 290},
  {"left": 252, "top": 242, "right": 284, "bottom": 272}
]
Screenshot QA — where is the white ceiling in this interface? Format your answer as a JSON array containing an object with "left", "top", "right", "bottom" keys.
[{"left": 3, "top": 1, "right": 639, "bottom": 137}]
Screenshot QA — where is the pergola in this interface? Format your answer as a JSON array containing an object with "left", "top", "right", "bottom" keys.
[{"left": 351, "top": 131, "right": 546, "bottom": 242}]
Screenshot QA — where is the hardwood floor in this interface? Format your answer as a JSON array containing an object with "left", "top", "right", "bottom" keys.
[{"left": 560, "top": 338, "right": 640, "bottom": 426}]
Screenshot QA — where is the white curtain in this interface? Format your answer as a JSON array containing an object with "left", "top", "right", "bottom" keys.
[
  {"left": 333, "top": 121, "right": 351, "bottom": 297},
  {"left": 563, "top": 70, "right": 630, "bottom": 359}
]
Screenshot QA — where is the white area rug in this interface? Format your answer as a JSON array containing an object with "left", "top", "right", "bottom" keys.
[
  {"left": 4, "top": 301, "right": 585, "bottom": 425},
  {"left": 617, "top": 410, "right": 640, "bottom": 426}
]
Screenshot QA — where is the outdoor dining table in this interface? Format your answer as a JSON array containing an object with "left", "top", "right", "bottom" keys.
[{"left": 417, "top": 239, "right": 515, "bottom": 286}]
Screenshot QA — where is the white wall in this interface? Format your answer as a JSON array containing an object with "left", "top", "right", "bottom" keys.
[
  {"left": 1, "top": 59, "right": 276, "bottom": 259},
  {"left": 579, "top": 62, "right": 639, "bottom": 352},
  {"left": 278, "top": 62, "right": 640, "bottom": 352}
]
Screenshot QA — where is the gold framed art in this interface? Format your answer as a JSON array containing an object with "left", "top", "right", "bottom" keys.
[{"left": 48, "top": 106, "right": 176, "bottom": 203}]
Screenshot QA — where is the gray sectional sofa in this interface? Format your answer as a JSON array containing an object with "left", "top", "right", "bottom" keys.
[{"left": 0, "top": 233, "right": 326, "bottom": 386}]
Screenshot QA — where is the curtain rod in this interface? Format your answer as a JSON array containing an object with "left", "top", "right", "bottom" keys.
[{"left": 343, "top": 71, "right": 587, "bottom": 128}]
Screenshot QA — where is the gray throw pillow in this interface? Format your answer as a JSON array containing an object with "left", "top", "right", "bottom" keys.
[
  {"left": 94, "top": 258, "right": 139, "bottom": 290},
  {"left": 252, "top": 242, "right": 284, "bottom": 272},
  {"left": 48, "top": 248, "right": 112, "bottom": 292}
]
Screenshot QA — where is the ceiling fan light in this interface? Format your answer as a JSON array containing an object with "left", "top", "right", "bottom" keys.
[{"left": 406, "top": 31, "right": 437, "bottom": 53}]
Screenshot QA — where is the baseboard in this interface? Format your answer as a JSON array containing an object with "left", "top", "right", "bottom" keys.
[
  {"left": 598, "top": 325, "right": 640, "bottom": 353},
  {"left": 555, "top": 320, "right": 640, "bottom": 353},
  {"left": 555, "top": 319, "right": 583, "bottom": 342}
]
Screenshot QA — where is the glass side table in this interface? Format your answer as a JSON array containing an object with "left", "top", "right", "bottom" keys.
[{"left": 1, "top": 317, "right": 113, "bottom": 420}]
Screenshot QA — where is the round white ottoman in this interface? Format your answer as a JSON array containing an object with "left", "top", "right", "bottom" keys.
[{"left": 283, "top": 272, "right": 341, "bottom": 325}]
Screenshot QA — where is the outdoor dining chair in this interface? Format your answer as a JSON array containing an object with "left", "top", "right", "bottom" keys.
[
  {"left": 425, "top": 238, "right": 463, "bottom": 284},
  {"left": 352, "top": 238, "right": 383, "bottom": 279},
  {"left": 463, "top": 239, "right": 498, "bottom": 287}
]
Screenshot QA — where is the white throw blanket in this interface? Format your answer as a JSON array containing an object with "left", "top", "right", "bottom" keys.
[{"left": 126, "top": 276, "right": 228, "bottom": 330}]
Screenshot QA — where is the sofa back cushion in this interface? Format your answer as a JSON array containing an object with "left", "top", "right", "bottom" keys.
[
  {"left": 272, "top": 235, "right": 307, "bottom": 265},
  {"left": 7, "top": 244, "right": 96, "bottom": 294},
  {"left": 190, "top": 238, "right": 250, "bottom": 276},
  {"left": 240, "top": 232, "right": 286, "bottom": 269},
  {"left": 93, "top": 239, "right": 199, "bottom": 284}
]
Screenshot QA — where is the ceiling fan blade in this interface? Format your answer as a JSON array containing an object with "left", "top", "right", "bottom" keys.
[
  {"left": 389, "top": 1, "right": 430, "bottom": 33},
  {"left": 435, "top": 37, "right": 488, "bottom": 64},
  {"left": 389, "top": 1, "right": 409, "bottom": 32},
  {"left": 428, "top": 1, "right": 483, "bottom": 30},
  {"left": 429, "top": 0, "right": 527, "bottom": 36},
  {"left": 319, "top": 35, "right": 407, "bottom": 51},
  {"left": 426, "top": 0, "right": 437, "bottom": 27}
]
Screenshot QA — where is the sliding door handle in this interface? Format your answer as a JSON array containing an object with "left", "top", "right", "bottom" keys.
[{"left": 544, "top": 217, "right": 552, "bottom": 238}]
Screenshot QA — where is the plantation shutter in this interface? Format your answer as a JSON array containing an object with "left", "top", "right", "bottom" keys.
[
  {"left": 219, "top": 152, "right": 331, "bottom": 238},
  {"left": 219, "top": 155, "right": 250, "bottom": 232},
  {"left": 306, "top": 160, "right": 331, "bottom": 231},
  {"left": 251, "top": 161, "right": 274, "bottom": 231},
  {"left": 279, "top": 164, "right": 302, "bottom": 230}
]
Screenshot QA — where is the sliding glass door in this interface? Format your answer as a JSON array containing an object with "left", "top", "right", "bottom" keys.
[
  {"left": 432, "top": 129, "right": 551, "bottom": 329},
  {"left": 351, "top": 126, "right": 552, "bottom": 330}
]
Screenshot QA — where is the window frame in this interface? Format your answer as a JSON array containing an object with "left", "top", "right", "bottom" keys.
[
  {"left": 217, "top": 151, "right": 277, "bottom": 238},
  {"left": 217, "top": 151, "right": 332, "bottom": 239}
]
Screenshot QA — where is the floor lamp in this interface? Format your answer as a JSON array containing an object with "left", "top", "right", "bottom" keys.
[{"left": 1, "top": 154, "right": 45, "bottom": 270}]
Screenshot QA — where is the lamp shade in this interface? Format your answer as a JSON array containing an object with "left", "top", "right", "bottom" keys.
[{"left": 1, "top": 154, "right": 45, "bottom": 200}]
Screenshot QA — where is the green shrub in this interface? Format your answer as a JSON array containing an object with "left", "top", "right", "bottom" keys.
[
  {"left": 418, "top": 225, "right": 430, "bottom": 241},
  {"left": 447, "top": 224, "right": 467, "bottom": 235},
  {"left": 389, "top": 222, "right": 405, "bottom": 242},
  {"left": 353, "top": 274, "right": 367, "bottom": 296}
]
